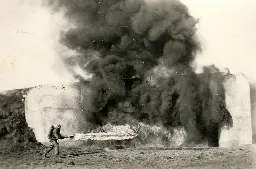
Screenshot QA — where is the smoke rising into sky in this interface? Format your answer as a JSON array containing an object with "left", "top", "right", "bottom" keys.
[
  {"left": 40, "top": 0, "right": 235, "bottom": 145},
  {"left": 0, "top": 0, "right": 256, "bottom": 87}
]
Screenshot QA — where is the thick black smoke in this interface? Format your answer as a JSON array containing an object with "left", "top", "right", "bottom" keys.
[{"left": 47, "top": 0, "right": 232, "bottom": 146}]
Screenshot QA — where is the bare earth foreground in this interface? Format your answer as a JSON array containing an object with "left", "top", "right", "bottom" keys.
[{"left": 0, "top": 144, "right": 256, "bottom": 169}]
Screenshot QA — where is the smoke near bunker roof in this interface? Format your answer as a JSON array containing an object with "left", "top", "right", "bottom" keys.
[{"left": 46, "top": 0, "right": 231, "bottom": 146}]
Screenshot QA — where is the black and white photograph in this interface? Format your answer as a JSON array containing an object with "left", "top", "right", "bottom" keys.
[{"left": 0, "top": 0, "right": 256, "bottom": 168}]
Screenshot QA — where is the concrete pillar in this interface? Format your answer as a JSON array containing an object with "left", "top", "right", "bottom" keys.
[
  {"left": 25, "top": 83, "right": 87, "bottom": 143},
  {"left": 249, "top": 80, "right": 256, "bottom": 143},
  {"left": 219, "top": 74, "right": 252, "bottom": 147}
]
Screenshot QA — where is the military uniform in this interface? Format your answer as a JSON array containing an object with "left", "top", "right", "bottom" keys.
[{"left": 45, "top": 125, "right": 66, "bottom": 157}]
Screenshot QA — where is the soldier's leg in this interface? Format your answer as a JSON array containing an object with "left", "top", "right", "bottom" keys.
[
  {"left": 44, "top": 140, "right": 55, "bottom": 157},
  {"left": 53, "top": 140, "right": 59, "bottom": 155}
]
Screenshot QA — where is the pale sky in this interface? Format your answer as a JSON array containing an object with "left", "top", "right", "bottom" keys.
[
  {"left": 183, "top": 0, "right": 256, "bottom": 78},
  {"left": 0, "top": 0, "right": 256, "bottom": 91}
]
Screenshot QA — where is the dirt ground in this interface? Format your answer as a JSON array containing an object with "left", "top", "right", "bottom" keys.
[{"left": 0, "top": 144, "right": 256, "bottom": 169}]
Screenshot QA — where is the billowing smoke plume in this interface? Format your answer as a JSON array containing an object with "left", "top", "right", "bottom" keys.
[{"left": 47, "top": 0, "right": 232, "bottom": 146}]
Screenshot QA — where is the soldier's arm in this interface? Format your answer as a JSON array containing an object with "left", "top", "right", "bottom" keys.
[
  {"left": 54, "top": 132, "right": 62, "bottom": 139},
  {"left": 58, "top": 133, "right": 67, "bottom": 139},
  {"left": 53, "top": 129, "right": 64, "bottom": 139},
  {"left": 60, "top": 134, "right": 69, "bottom": 139},
  {"left": 54, "top": 129, "right": 72, "bottom": 139},
  {"left": 58, "top": 131, "right": 69, "bottom": 139}
]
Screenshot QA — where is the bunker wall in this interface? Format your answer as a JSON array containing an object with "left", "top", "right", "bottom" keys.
[
  {"left": 25, "top": 83, "right": 87, "bottom": 143},
  {"left": 219, "top": 74, "right": 252, "bottom": 147}
]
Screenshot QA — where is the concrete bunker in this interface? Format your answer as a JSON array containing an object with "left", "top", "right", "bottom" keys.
[
  {"left": 24, "top": 74, "right": 255, "bottom": 147},
  {"left": 25, "top": 83, "right": 87, "bottom": 143},
  {"left": 219, "top": 74, "right": 252, "bottom": 147}
]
